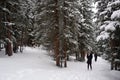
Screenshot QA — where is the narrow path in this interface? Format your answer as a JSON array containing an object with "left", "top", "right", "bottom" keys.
[{"left": 0, "top": 47, "right": 120, "bottom": 80}]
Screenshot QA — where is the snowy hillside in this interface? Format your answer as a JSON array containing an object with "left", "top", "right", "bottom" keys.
[{"left": 0, "top": 47, "right": 120, "bottom": 80}]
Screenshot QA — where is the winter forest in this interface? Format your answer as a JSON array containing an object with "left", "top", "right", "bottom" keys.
[{"left": 0, "top": 0, "right": 120, "bottom": 80}]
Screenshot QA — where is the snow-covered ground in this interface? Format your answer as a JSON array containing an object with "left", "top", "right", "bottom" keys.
[{"left": 0, "top": 47, "right": 120, "bottom": 80}]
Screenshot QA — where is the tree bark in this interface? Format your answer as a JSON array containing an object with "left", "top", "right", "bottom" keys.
[
  {"left": 54, "top": 0, "right": 61, "bottom": 67},
  {"left": 20, "top": 27, "right": 24, "bottom": 53},
  {"left": 64, "top": 39, "right": 67, "bottom": 67},
  {"left": 58, "top": 0, "right": 64, "bottom": 67},
  {"left": 80, "top": 49, "right": 85, "bottom": 61},
  {"left": 54, "top": 35, "right": 60, "bottom": 66},
  {"left": 13, "top": 42, "right": 18, "bottom": 53},
  {"left": 63, "top": 5, "right": 67, "bottom": 67},
  {"left": 6, "top": 25, "right": 12, "bottom": 56},
  {"left": 4, "top": 2, "right": 13, "bottom": 56}
]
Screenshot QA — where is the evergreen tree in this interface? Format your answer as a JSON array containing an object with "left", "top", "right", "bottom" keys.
[
  {"left": 0, "top": 0, "right": 20, "bottom": 56},
  {"left": 96, "top": 0, "right": 120, "bottom": 70},
  {"left": 77, "top": 0, "right": 94, "bottom": 61},
  {"left": 33, "top": 0, "right": 94, "bottom": 67}
]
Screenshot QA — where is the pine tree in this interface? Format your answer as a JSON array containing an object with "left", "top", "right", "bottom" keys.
[
  {"left": 0, "top": 0, "right": 20, "bottom": 56},
  {"left": 96, "top": 0, "right": 120, "bottom": 70},
  {"left": 77, "top": 0, "right": 94, "bottom": 61}
]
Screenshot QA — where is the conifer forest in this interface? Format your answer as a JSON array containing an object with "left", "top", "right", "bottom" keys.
[{"left": 0, "top": 0, "right": 120, "bottom": 80}]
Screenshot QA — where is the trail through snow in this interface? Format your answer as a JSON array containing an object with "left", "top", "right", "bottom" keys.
[{"left": 0, "top": 47, "right": 120, "bottom": 80}]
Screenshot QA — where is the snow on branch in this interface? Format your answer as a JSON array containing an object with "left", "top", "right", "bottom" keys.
[
  {"left": 4, "top": 22, "right": 15, "bottom": 26},
  {"left": 8, "top": 1, "right": 18, "bottom": 6},
  {"left": 99, "top": 10, "right": 107, "bottom": 16},
  {"left": 5, "top": 38, "right": 12, "bottom": 43},
  {"left": 100, "top": 24, "right": 106, "bottom": 30},
  {"left": 96, "top": 31, "right": 109, "bottom": 41},
  {"left": 2, "top": 8, "right": 11, "bottom": 13},
  {"left": 107, "top": 0, "right": 120, "bottom": 7},
  {"left": 105, "top": 22, "right": 116, "bottom": 31},
  {"left": 111, "top": 10, "right": 120, "bottom": 20},
  {"left": 69, "top": 39, "right": 78, "bottom": 45}
]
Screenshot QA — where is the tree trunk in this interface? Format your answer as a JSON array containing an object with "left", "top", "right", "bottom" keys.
[
  {"left": 81, "top": 49, "right": 85, "bottom": 61},
  {"left": 67, "top": 54, "right": 69, "bottom": 60},
  {"left": 6, "top": 26, "right": 12, "bottom": 56},
  {"left": 63, "top": 4, "right": 67, "bottom": 67},
  {"left": 64, "top": 39, "right": 67, "bottom": 67},
  {"left": 76, "top": 52, "right": 80, "bottom": 60},
  {"left": 7, "top": 42, "right": 12, "bottom": 56},
  {"left": 54, "top": 0, "right": 61, "bottom": 67},
  {"left": 111, "top": 57, "right": 114, "bottom": 70},
  {"left": 54, "top": 35, "right": 60, "bottom": 66},
  {"left": 4, "top": 2, "right": 12, "bottom": 56},
  {"left": 0, "top": 43, "right": 1, "bottom": 51},
  {"left": 76, "top": 53, "right": 78, "bottom": 60},
  {"left": 13, "top": 42, "right": 18, "bottom": 53},
  {"left": 20, "top": 28, "right": 24, "bottom": 53},
  {"left": 58, "top": 0, "right": 64, "bottom": 67},
  {"left": 5, "top": 44, "right": 8, "bottom": 55}
]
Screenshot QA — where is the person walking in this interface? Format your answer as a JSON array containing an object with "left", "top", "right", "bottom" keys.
[
  {"left": 87, "top": 51, "right": 93, "bottom": 70},
  {"left": 94, "top": 53, "right": 97, "bottom": 62}
]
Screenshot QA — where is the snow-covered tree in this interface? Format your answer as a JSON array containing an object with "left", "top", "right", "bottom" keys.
[
  {"left": 33, "top": 0, "right": 94, "bottom": 67},
  {"left": 0, "top": 0, "right": 20, "bottom": 56},
  {"left": 77, "top": 0, "right": 94, "bottom": 61},
  {"left": 96, "top": 0, "right": 120, "bottom": 70},
  {"left": 17, "top": 0, "right": 38, "bottom": 48},
  {"left": 0, "top": 0, "right": 37, "bottom": 54}
]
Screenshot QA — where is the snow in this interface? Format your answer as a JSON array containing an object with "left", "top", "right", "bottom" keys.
[
  {"left": 0, "top": 47, "right": 120, "bottom": 80},
  {"left": 5, "top": 38, "right": 12, "bottom": 43},
  {"left": 100, "top": 24, "right": 106, "bottom": 30},
  {"left": 8, "top": 1, "right": 18, "bottom": 6},
  {"left": 99, "top": 11, "right": 107, "bottom": 16},
  {"left": 96, "top": 31, "right": 109, "bottom": 41},
  {"left": 92, "top": 3, "right": 98, "bottom": 13},
  {"left": 4, "top": 22, "right": 15, "bottom": 26},
  {"left": 105, "top": 22, "right": 116, "bottom": 31},
  {"left": 107, "top": 0, "right": 120, "bottom": 7},
  {"left": 2, "top": 8, "right": 11, "bottom": 13},
  {"left": 115, "top": 59, "right": 120, "bottom": 62},
  {"left": 70, "top": 39, "right": 78, "bottom": 45},
  {"left": 111, "top": 10, "right": 120, "bottom": 20}
]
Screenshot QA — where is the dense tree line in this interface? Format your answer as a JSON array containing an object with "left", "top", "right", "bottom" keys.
[
  {"left": 0, "top": 0, "right": 37, "bottom": 55},
  {"left": 33, "top": 0, "right": 94, "bottom": 67},
  {"left": 0, "top": 0, "right": 95, "bottom": 67}
]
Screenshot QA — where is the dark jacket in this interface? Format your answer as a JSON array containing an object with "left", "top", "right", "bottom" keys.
[
  {"left": 87, "top": 53, "right": 93, "bottom": 64},
  {"left": 94, "top": 53, "right": 97, "bottom": 61}
]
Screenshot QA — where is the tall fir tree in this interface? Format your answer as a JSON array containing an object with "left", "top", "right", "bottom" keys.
[
  {"left": 96, "top": 0, "right": 120, "bottom": 70},
  {"left": 0, "top": 0, "right": 20, "bottom": 56}
]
